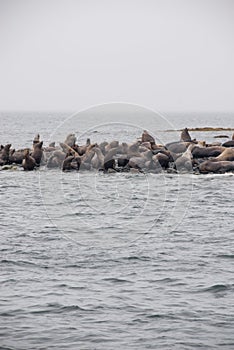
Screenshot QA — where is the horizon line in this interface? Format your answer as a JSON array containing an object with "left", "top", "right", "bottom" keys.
[{"left": 0, "top": 109, "right": 234, "bottom": 114}]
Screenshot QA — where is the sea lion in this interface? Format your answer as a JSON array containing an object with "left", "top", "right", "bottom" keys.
[
  {"left": 199, "top": 160, "right": 234, "bottom": 174},
  {"left": 104, "top": 158, "right": 116, "bottom": 172},
  {"left": 104, "top": 140, "right": 119, "bottom": 154},
  {"left": 0, "top": 144, "right": 11, "bottom": 165},
  {"left": 222, "top": 139, "right": 234, "bottom": 147},
  {"left": 9, "top": 149, "right": 25, "bottom": 164},
  {"left": 180, "top": 128, "right": 192, "bottom": 142},
  {"left": 174, "top": 144, "right": 194, "bottom": 172},
  {"left": 33, "top": 134, "right": 40, "bottom": 145},
  {"left": 91, "top": 147, "right": 104, "bottom": 169},
  {"left": 99, "top": 141, "right": 108, "bottom": 155},
  {"left": 22, "top": 149, "right": 36, "bottom": 171},
  {"left": 152, "top": 153, "right": 169, "bottom": 169},
  {"left": 77, "top": 139, "right": 91, "bottom": 156},
  {"left": 47, "top": 150, "right": 66, "bottom": 168},
  {"left": 64, "top": 133, "right": 76, "bottom": 147},
  {"left": 62, "top": 155, "right": 81, "bottom": 171},
  {"left": 59, "top": 142, "right": 79, "bottom": 157},
  {"left": 79, "top": 145, "right": 96, "bottom": 169},
  {"left": 192, "top": 146, "right": 225, "bottom": 158},
  {"left": 31, "top": 141, "right": 43, "bottom": 165},
  {"left": 142, "top": 130, "right": 155, "bottom": 145},
  {"left": 140, "top": 142, "right": 152, "bottom": 150},
  {"left": 213, "top": 148, "right": 234, "bottom": 162},
  {"left": 117, "top": 157, "right": 129, "bottom": 168},
  {"left": 214, "top": 135, "right": 229, "bottom": 139},
  {"left": 165, "top": 141, "right": 191, "bottom": 154}
]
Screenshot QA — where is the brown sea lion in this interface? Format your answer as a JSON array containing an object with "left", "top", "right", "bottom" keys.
[
  {"left": 22, "top": 149, "right": 36, "bottom": 171},
  {"left": 152, "top": 152, "right": 170, "bottom": 169},
  {"left": 142, "top": 130, "right": 155, "bottom": 145},
  {"left": 214, "top": 148, "right": 234, "bottom": 162},
  {"left": 199, "top": 160, "right": 234, "bottom": 174},
  {"left": 77, "top": 139, "right": 92, "bottom": 156},
  {"left": 141, "top": 142, "right": 152, "bottom": 150},
  {"left": 31, "top": 141, "right": 43, "bottom": 165},
  {"left": 62, "top": 155, "right": 81, "bottom": 171}
]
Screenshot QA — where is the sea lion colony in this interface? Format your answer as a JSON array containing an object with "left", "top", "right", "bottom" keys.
[{"left": 0, "top": 129, "right": 234, "bottom": 174}]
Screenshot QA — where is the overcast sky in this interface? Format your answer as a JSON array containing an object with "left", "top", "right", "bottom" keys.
[{"left": 0, "top": 0, "right": 234, "bottom": 112}]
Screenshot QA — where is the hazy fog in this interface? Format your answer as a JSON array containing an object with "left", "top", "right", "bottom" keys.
[{"left": 0, "top": 0, "right": 234, "bottom": 112}]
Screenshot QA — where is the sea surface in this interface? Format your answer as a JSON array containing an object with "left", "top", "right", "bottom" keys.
[{"left": 0, "top": 107, "right": 234, "bottom": 349}]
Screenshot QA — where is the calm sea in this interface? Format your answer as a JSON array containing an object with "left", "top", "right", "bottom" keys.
[{"left": 0, "top": 108, "right": 234, "bottom": 349}]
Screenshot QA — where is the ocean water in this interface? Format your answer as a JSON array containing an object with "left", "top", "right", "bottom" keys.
[{"left": 0, "top": 108, "right": 234, "bottom": 350}]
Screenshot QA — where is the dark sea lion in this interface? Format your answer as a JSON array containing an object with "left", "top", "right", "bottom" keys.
[
  {"left": 62, "top": 155, "right": 81, "bottom": 171},
  {"left": 152, "top": 152, "right": 170, "bottom": 169},
  {"left": 199, "top": 160, "right": 234, "bottom": 174},
  {"left": 104, "top": 158, "right": 116, "bottom": 171},
  {"left": 31, "top": 141, "right": 43, "bottom": 165},
  {"left": 214, "top": 135, "right": 229, "bottom": 139},
  {"left": 0, "top": 144, "right": 11, "bottom": 165},
  {"left": 222, "top": 140, "right": 234, "bottom": 148},
  {"left": 9, "top": 149, "right": 24, "bottom": 164},
  {"left": 77, "top": 139, "right": 91, "bottom": 156},
  {"left": 192, "top": 146, "right": 225, "bottom": 158},
  {"left": 22, "top": 149, "right": 36, "bottom": 171},
  {"left": 62, "top": 156, "right": 75, "bottom": 171},
  {"left": 117, "top": 157, "right": 129, "bottom": 168},
  {"left": 180, "top": 128, "right": 192, "bottom": 142}
]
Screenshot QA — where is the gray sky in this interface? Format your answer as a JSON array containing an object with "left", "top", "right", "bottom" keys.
[{"left": 0, "top": 0, "right": 234, "bottom": 112}]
